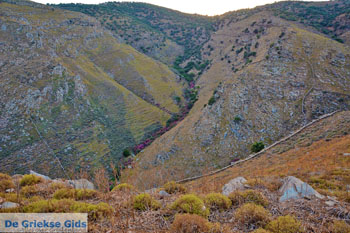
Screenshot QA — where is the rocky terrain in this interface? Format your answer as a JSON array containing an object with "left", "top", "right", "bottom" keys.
[
  {"left": 124, "top": 9, "right": 350, "bottom": 189},
  {"left": 0, "top": 2, "right": 350, "bottom": 229},
  {"left": 0, "top": 111, "right": 349, "bottom": 232}
]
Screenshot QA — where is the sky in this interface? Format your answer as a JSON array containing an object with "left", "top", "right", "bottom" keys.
[{"left": 34, "top": 0, "right": 326, "bottom": 16}]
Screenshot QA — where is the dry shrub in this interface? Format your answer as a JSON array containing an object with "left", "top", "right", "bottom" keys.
[
  {"left": 234, "top": 203, "right": 270, "bottom": 228},
  {"left": 332, "top": 220, "right": 350, "bottom": 233},
  {"left": 252, "top": 229, "right": 271, "bottom": 233},
  {"left": 171, "top": 214, "right": 211, "bottom": 233},
  {"left": 94, "top": 168, "right": 109, "bottom": 193},
  {"left": 20, "top": 185, "right": 39, "bottom": 198},
  {"left": 20, "top": 175, "right": 43, "bottom": 187},
  {"left": 170, "top": 194, "right": 209, "bottom": 217},
  {"left": 229, "top": 190, "right": 268, "bottom": 207},
  {"left": 204, "top": 193, "right": 231, "bottom": 211},
  {"left": 133, "top": 193, "right": 160, "bottom": 211},
  {"left": 171, "top": 214, "right": 224, "bottom": 233},
  {"left": 163, "top": 181, "right": 187, "bottom": 194},
  {"left": 112, "top": 183, "right": 134, "bottom": 192},
  {"left": 0, "top": 173, "right": 14, "bottom": 192},
  {"left": 266, "top": 215, "right": 304, "bottom": 233},
  {"left": 245, "top": 177, "right": 282, "bottom": 191}
]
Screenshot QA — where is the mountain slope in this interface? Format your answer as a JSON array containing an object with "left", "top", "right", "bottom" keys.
[
  {"left": 0, "top": 0, "right": 184, "bottom": 177},
  {"left": 187, "top": 110, "right": 350, "bottom": 203},
  {"left": 124, "top": 10, "right": 350, "bottom": 189}
]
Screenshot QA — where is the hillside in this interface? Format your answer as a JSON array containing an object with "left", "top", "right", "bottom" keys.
[
  {"left": 0, "top": 0, "right": 185, "bottom": 177},
  {"left": 0, "top": 112, "right": 349, "bottom": 232},
  {"left": 124, "top": 9, "right": 350, "bottom": 189},
  {"left": 55, "top": 2, "right": 214, "bottom": 83}
]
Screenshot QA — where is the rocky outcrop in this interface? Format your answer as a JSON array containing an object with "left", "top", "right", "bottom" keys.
[
  {"left": 30, "top": 170, "right": 51, "bottom": 181},
  {"left": 222, "top": 177, "right": 247, "bottom": 196},
  {"left": 279, "top": 176, "right": 323, "bottom": 202}
]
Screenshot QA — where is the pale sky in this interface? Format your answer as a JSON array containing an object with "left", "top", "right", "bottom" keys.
[{"left": 34, "top": 0, "right": 327, "bottom": 16}]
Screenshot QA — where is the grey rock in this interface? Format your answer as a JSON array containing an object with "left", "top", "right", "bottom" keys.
[
  {"left": 30, "top": 170, "right": 51, "bottom": 181},
  {"left": 0, "top": 202, "right": 19, "bottom": 209},
  {"left": 159, "top": 190, "right": 170, "bottom": 197},
  {"left": 279, "top": 176, "right": 324, "bottom": 202},
  {"left": 222, "top": 177, "right": 247, "bottom": 196},
  {"left": 66, "top": 179, "right": 95, "bottom": 190}
]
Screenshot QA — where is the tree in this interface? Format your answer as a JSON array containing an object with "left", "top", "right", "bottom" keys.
[{"left": 251, "top": 142, "right": 265, "bottom": 153}]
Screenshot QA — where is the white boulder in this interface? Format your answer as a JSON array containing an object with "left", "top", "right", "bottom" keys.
[{"left": 222, "top": 177, "right": 247, "bottom": 196}]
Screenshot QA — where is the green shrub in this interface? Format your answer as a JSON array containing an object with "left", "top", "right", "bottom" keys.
[
  {"left": 133, "top": 193, "right": 160, "bottom": 211},
  {"left": 170, "top": 214, "right": 211, "bottom": 233},
  {"left": 229, "top": 190, "right": 268, "bottom": 207},
  {"left": 163, "top": 181, "right": 187, "bottom": 194},
  {"left": 170, "top": 194, "right": 209, "bottom": 217},
  {"left": 204, "top": 193, "right": 231, "bottom": 210},
  {"left": 266, "top": 215, "right": 304, "bottom": 233},
  {"left": 112, "top": 183, "right": 134, "bottom": 192},
  {"left": 76, "top": 189, "right": 97, "bottom": 200},
  {"left": 53, "top": 188, "right": 97, "bottom": 200},
  {"left": 251, "top": 142, "right": 265, "bottom": 153},
  {"left": 123, "top": 149, "right": 131, "bottom": 157},
  {"left": 24, "top": 199, "right": 112, "bottom": 220},
  {"left": 332, "top": 220, "right": 350, "bottom": 233},
  {"left": 49, "top": 182, "right": 67, "bottom": 193},
  {"left": 208, "top": 96, "right": 216, "bottom": 105},
  {"left": 20, "top": 175, "right": 42, "bottom": 187},
  {"left": 234, "top": 203, "right": 270, "bottom": 228},
  {"left": 0, "top": 173, "right": 14, "bottom": 192}
]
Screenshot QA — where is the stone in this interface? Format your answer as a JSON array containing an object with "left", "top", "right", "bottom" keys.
[
  {"left": 5, "top": 188, "right": 15, "bottom": 193},
  {"left": 0, "top": 202, "right": 19, "bottom": 209},
  {"left": 66, "top": 179, "right": 95, "bottom": 190},
  {"left": 30, "top": 170, "right": 52, "bottom": 181},
  {"left": 159, "top": 190, "right": 170, "bottom": 197},
  {"left": 279, "top": 176, "right": 324, "bottom": 202},
  {"left": 325, "top": 200, "right": 336, "bottom": 207},
  {"left": 222, "top": 177, "right": 247, "bottom": 196}
]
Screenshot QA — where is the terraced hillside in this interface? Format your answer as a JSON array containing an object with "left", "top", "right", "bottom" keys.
[
  {"left": 124, "top": 10, "right": 350, "bottom": 189},
  {"left": 0, "top": 0, "right": 185, "bottom": 177}
]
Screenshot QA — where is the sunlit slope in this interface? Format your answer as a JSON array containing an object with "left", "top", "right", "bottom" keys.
[
  {"left": 0, "top": 1, "right": 183, "bottom": 176},
  {"left": 124, "top": 11, "right": 350, "bottom": 189}
]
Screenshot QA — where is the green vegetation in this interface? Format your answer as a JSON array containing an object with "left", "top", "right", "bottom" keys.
[
  {"left": 133, "top": 193, "right": 160, "bottom": 211},
  {"left": 53, "top": 188, "right": 97, "bottom": 200},
  {"left": 229, "top": 190, "right": 269, "bottom": 207},
  {"left": 20, "top": 175, "right": 43, "bottom": 187},
  {"left": 251, "top": 142, "right": 265, "bottom": 153},
  {"left": 24, "top": 199, "right": 113, "bottom": 220},
  {"left": 112, "top": 183, "right": 135, "bottom": 192},
  {"left": 203, "top": 193, "right": 231, "bottom": 211},
  {"left": 266, "top": 215, "right": 304, "bottom": 233},
  {"left": 170, "top": 194, "right": 209, "bottom": 217},
  {"left": 123, "top": 149, "right": 131, "bottom": 157}
]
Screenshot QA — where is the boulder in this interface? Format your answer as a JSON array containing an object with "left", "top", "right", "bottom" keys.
[
  {"left": 279, "top": 176, "right": 324, "bottom": 202},
  {"left": 30, "top": 170, "right": 51, "bottom": 181},
  {"left": 159, "top": 190, "right": 170, "bottom": 197},
  {"left": 66, "top": 179, "right": 95, "bottom": 190},
  {"left": 222, "top": 177, "right": 247, "bottom": 196},
  {"left": 0, "top": 202, "right": 19, "bottom": 209}
]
